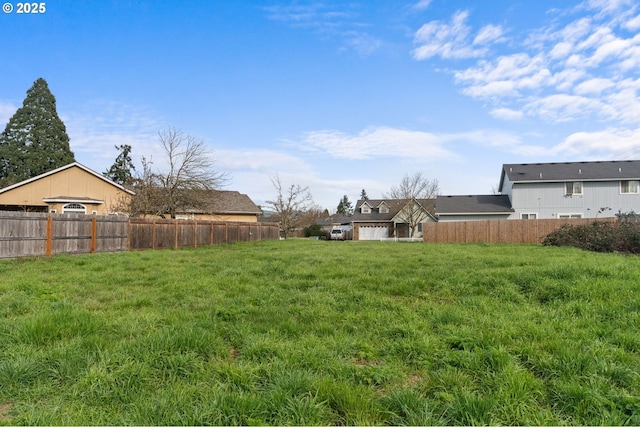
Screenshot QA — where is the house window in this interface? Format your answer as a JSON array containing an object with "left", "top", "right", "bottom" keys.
[
  {"left": 565, "top": 182, "right": 582, "bottom": 195},
  {"left": 361, "top": 205, "right": 371, "bottom": 214},
  {"left": 62, "top": 203, "right": 87, "bottom": 214},
  {"left": 558, "top": 213, "right": 583, "bottom": 219},
  {"left": 379, "top": 204, "right": 389, "bottom": 214},
  {"left": 521, "top": 213, "right": 537, "bottom": 219},
  {"left": 621, "top": 180, "right": 639, "bottom": 194}
]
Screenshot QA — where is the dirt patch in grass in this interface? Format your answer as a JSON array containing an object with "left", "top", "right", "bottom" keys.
[{"left": 0, "top": 403, "right": 14, "bottom": 422}]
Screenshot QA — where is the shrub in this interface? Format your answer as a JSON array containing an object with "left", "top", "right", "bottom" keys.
[
  {"left": 303, "top": 223, "right": 325, "bottom": 238},
  {"left": 543, "top": 221, "right": 640, "bottom": 254}
]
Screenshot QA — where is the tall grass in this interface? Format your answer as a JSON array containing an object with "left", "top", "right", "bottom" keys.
[{"left": 1, "top": 240, "right": 640, "bottom": 425}]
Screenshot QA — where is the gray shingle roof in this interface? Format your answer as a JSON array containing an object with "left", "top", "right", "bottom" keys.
[
  {"left": 184, "top": 190, "right": 261, "bottom": 215},
  {"left": 352, "top": 198, "right": 436, "bottom": 222},
  {"left": 435, "top": 194, "right": 513, "bottom": 215},
  {"left": 500, "top": 160, "right": 640, "bottom": 191},
  {"left": 317, "top": 214, "right": 352, "bottom": 226}
]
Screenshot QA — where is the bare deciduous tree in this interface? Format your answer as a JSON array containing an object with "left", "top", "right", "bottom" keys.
[
  {"left": 125, "top": 128, "right": 228, "bottom": 218},
  {"left": 384, "top": 172, "right": 439, "bottom": 237},
  {"left": 266, "top": 174, "right": 315, "bottom": 239}
]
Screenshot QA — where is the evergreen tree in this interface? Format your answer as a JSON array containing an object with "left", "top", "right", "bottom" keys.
[
  {"left": 0, "top": 78, "right": 74, "bottom": 186},
  {"left": 336, "top": 195, "right": 353, "bottom": 215},
  {"left": 360, "top": 189, "right": 369, "bottom": 201},
  {"left": 104, "top": 144, "right": 135, "bottom": 185}
]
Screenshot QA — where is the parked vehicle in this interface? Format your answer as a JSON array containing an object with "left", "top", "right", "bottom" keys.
[{"left": 330, "top": 229, "right": 345, "bottom": 240}]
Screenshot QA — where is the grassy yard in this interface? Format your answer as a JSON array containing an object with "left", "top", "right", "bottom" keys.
[{"left": 1, "top": 240, "right": 640, "bottom": 425}]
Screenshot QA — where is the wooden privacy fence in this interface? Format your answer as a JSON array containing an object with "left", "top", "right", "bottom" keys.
[
  {"left": 422, "top": 218, "right": 617, "bottom": 244},
  {"left": 0, "top": 211, "right": 279, "bottom": 259},
  {"left": 128, "top": 218, "right": 279, "bottom": 250}
]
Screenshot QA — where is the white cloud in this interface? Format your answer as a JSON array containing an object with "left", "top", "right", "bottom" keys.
[
  {"left": 623, "top": 14, "right": 640, "bottom": 31},
  {"left": 215, "top": 148, "right": 311, "bottom": 175},
  {"left": 549, "top": 41, "right": 574, "bottom": 59},
  {"left": 574, "top": 77, "right": 615, "bottom": 95},
  {"left": 473, "top": 24, "right": 505, "bottom": 45},
  {"left": 413, "top": 10, "right": 490, "bottom": 60},
  {"left": 490, "top": 108, "right": 524, "bottom": 120},
  {"left": 525, "top": 94, "right": 602, "bottom": 122},
  {"left": 263, "top": 3, "right": 381, "bottom": 56},
  {"left": 417, "top": 1, "right": 640, "bottom": 126},
  {"left": 456, "top": 53, "right": 551, "bottom": 98},
  {"left": 554, "top": 127, "right": 640, "bottom": 157},
  {"left": 411, "top": 0, "right": 432, "bottom": 11},
  {"left": 292, "top": 126, "right": 456, "bottom": 161},
  {"left": 341, "top": 31, "right": 383, "bottom": 56},
  {"left": 61, "top": 101, "right": 165, "bottom": 173}
]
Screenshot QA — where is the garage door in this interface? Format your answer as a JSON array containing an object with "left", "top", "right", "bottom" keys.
[{"left": 358, "top": 225, "right": 388, "bottom": 240}]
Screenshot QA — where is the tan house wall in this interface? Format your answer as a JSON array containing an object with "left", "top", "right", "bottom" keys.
[
  {"left": 174, "top": 213, "right": 259, "bottom": 222},
  {"left": 0, "top": 165, "right": 132, "bottom": 215}
]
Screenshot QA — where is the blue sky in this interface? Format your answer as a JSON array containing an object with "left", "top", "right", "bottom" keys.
[{"left": 2, "top": 0, "right": 640, "bottom": 211}]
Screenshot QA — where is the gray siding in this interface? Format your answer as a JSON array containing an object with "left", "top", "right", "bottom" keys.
[{"left": 511, "top": 180, "right": 640, "bottom": 219}]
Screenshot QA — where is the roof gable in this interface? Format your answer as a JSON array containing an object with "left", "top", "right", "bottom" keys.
[
  {"left": 0, "top": 162, "right": 135, "bottom": 195},
  {"left": 353, "top": 198, "right": 436, "bottom": 221}
]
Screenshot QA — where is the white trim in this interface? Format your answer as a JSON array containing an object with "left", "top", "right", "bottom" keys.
[
  {"left": 620, "top": 180, "right": 639, "bottom": 194},
  {"left": 511, "top": 177, "right": 640, "bottom": 184},
  {"left": 438, "top": 211, "right": 512, "bottom": 216},
  {"left": 520, "top": 212, "right": 538, "bottom": 219},
  {"left": 564, "top": 181, "right": 583, "bottom": 196},
  {"left": 62, "top": 203, "right": 87, "bottom": 214},
  {"left": 43, "top": 198, "right": 104, "bottom": 204}
]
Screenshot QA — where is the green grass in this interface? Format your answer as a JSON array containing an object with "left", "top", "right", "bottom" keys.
[{"left": 1, "top": 240, "right": 640, "bottom": 425}]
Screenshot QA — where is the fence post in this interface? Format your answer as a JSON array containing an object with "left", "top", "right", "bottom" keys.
[
  {"left": 174, "top": 221, "right": 179, "bottom": 249},
  {"left": 91, "top": 216, "right": 97, "bottom": 253},
  {"left": 46, "top": 214, "right": 53, "bottom": 256}
]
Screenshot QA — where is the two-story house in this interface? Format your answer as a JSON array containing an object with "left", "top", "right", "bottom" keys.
[
  {"left": 352, "top": 198, "right": 437, "bottom": 240},
  {"left": 497, "top": 160, "right": 640, "bottom": 219}
]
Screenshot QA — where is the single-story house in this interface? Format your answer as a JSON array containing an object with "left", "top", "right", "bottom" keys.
[
  {"left": 0, "top": 162, "right": 134, "bottom": 215},
  {"left": 175, "top": 190, "right": 262, "bottom": 222}
]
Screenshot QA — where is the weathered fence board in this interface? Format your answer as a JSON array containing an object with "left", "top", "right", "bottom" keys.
[
  {"left": 0, "top": 212, "right": 279, "bottom": 258},
  {"left": 423, "top": 218, "right": 617, "bottom": 244}
]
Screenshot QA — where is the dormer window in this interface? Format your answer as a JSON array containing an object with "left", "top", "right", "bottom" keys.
[
  {"left": 378, "top": 203, "right": 389, "bottom": 214},
  {"left": 565, "top": 181, "right": 582, "bottom": 196},
  {"left": 361, "top": 204, "right": 371, "bottom": 214}
]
